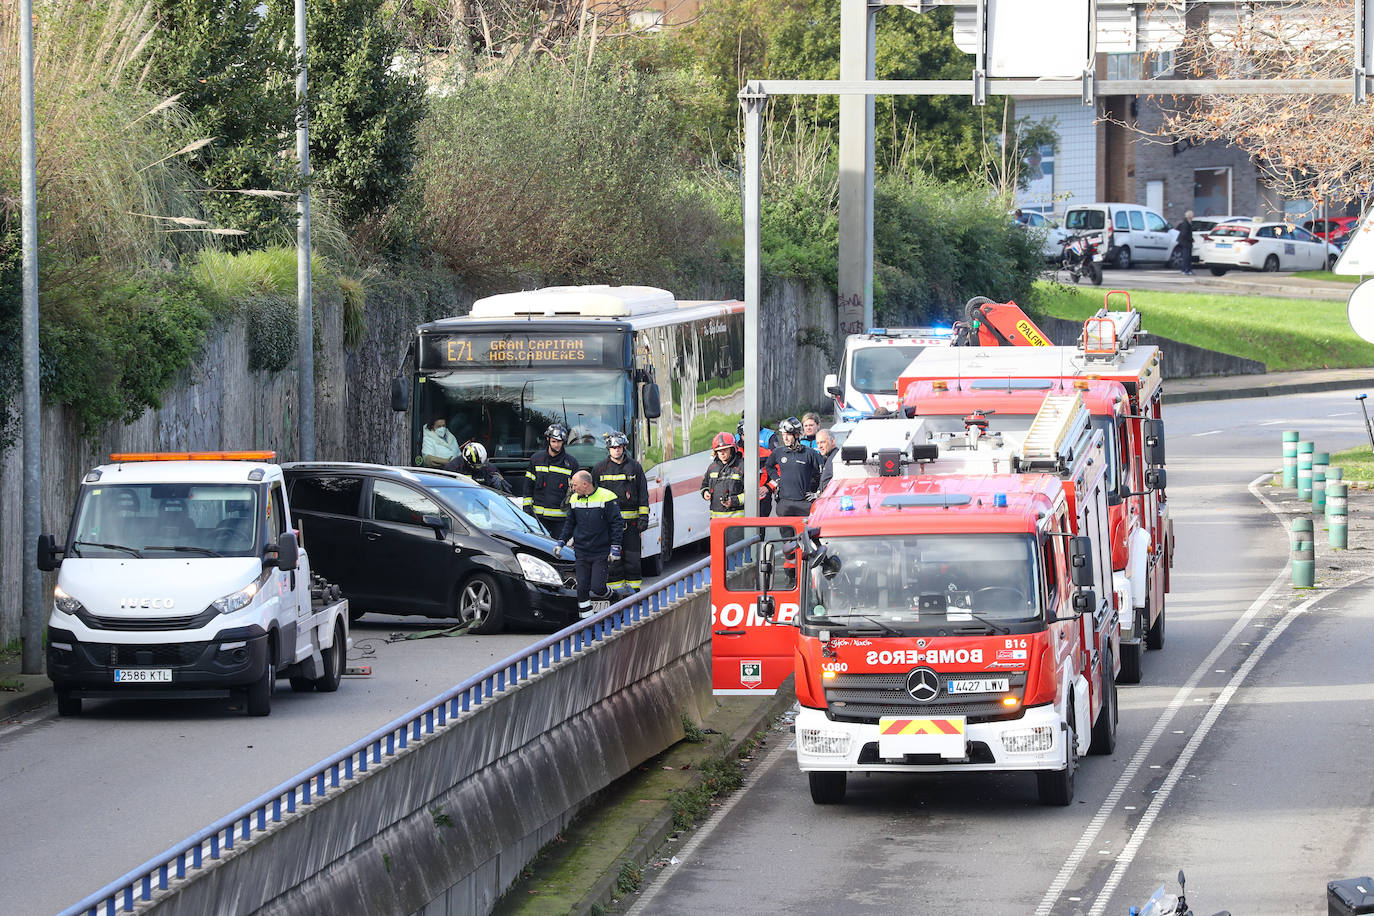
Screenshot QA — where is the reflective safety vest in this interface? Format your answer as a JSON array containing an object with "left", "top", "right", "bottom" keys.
[
  {"left": 523, "top": 448, "right": 579, "bottom": 520},
  {"left": 593, "top": 456, "right": 650, "bottom": 526},
  {"left": 701, "top": 454, "right": 746, "bottom": 517},
  {"left": 559, "top": 486, "right": 625, "bottom": 553}
]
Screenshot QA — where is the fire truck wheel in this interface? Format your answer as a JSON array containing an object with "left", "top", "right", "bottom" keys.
[
  {"left": 1146, "top": 603, "right": 1166, "bottom": 650},
  {"left": 809, "top": 771, "right": 847, "bottom": 805},
  {"left": 1119, "top": 642, "right": 1143, "bottom": 684},
  {"left": 1089, "top": 656, "right": 1118, "bottom": 756},
  {"left": 1037, "top": 708, "right": 1077, "bottom": 806}
]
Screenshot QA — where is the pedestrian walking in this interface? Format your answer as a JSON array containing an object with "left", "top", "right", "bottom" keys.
[
  {"left": 555, "top": 470, "right": 625, "bottom": 619},
  {"left": 592, "top": 431, "right": 649, "bottom": 594},
  {"left": 701, "top": 432, "right": 747, "bottom": 517},
  {"left": 523, "top": 423, "right": 579, "bottom": 526},
  {"left": 765, "top": 417, "right": 822, "bottom": 517},
  {"left": 1176, "top": 210, "right": 1194, "bottom": 275}
]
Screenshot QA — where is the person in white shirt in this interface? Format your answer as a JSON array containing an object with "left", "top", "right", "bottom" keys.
[{"left": 420, "top": 416, "right": 460, "bottom": 468}]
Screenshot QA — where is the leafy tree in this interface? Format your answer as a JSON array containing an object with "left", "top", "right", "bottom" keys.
[
  {"left": 140, "top": 0, "right": 298, "bottom": 248},
  {"left": 307, "top": 0, "right": 427, "bottom": 227}
]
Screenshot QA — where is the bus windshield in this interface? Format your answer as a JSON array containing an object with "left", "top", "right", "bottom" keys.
[
  {"left": 805, "top": 533, "right": 1040, "bottom": 634},
  {"left": 416, "top": 369, "right": 632, "bottom": 468}
]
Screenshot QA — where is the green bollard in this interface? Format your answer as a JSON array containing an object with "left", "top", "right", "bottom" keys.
[
  {"left": 1297, "top": 441, "right": 1314, "bottom": 501},
  {"left": 1330, "top": 483, "right": 1349, "bottom": 549},
  {"left": 1292, "top": 518, "right": 1315, "bottom": 587},
  {"left": 1326, "top": 466, "right": 1345, "bottom": 522},
  {"left": 1313, "top": 452, "right": 1330, "bottom": 512},
  {"left": 1282, "top": 430, "right": 1300, "bottom": 488}
]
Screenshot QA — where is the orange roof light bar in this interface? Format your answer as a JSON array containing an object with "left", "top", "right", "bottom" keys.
[{"left": 108, "top": 451, "right": 277, "bottom": 463}]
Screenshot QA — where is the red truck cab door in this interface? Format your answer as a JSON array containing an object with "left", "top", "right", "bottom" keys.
[{"left": 710, "top": 517, "right": 803, "bottom": 695}]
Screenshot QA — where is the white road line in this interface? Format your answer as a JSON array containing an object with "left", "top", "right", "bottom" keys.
[
  {"left": 1329, "top": 412, "right": 1355, "bottom": 417},
  {"left": 1258, "top": 420, "right": 1286, "bottom": 426},
  {"left": 1086, "top": 579, "right": 1370, "bottom": 915},
  {"left": 1192, "top": 430, "right": 1222, "bottom": 437},
  {"left": 1033, "top": 472, "right": 1289, "bottom": 916},
  {"left": 625, "top": 713, "right": 797, "bottom": 916}
]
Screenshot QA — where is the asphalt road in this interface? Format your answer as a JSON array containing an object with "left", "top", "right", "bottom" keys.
[
  {"left": 622, "top": 390, "right": 1374, "bottom": 916},
  {"left": 0, "top": 548, "right": 707, "bottom": 916}
]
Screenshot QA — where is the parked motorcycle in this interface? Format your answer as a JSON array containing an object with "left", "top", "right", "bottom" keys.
[
  {"left": 1129, "top": 870, "right": 1230, "bottom": 916},
  {"left": 1059, "top": 232, "right": 1105, "bottom": 285}
]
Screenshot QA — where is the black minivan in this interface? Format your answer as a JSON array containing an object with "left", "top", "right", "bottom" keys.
[{"left": 282, "top": 463, "right": 579, "bottom": 633}]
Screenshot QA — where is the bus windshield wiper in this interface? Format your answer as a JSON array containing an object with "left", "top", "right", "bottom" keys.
[
  {"left": 71, "top": 540, "right": 142, "bottom": 558},
  {"left": 143, "top": 545, "right": 222, "bottom": 557}
]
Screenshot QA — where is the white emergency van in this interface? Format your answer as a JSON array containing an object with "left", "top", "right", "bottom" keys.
[
  {"left": 38, "top": 451, "right": 350, "bottom": 716},
  {"left": 823, "top": 327, "right": 954, "bottom": 415}
]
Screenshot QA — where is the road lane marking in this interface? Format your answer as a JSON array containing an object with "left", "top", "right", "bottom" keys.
[
  {"left": 1033, "top": 472, "right": 1295, "bottom": 916},
  {"left": 1192, "top": 430, "right": 1222, "bottom": 437}
]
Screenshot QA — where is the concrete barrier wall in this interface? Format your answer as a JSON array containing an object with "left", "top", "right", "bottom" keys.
[{"left": 143, "top": 587, "right": 715, "bottom": 916}]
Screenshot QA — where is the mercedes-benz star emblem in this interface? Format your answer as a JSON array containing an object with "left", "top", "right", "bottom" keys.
[{"left": 906, "top": 667, "right": 940, "bottom": 702}]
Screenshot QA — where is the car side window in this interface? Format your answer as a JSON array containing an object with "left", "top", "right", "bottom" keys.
[
  {"left": 290, "top": 476, "right": 363, "bottom": 516},
  {"left": 1114, "top": 210, "right": 1130, "bottom": 230},
  {"left": 373, "top": 480, "right": 441, "bottom": 527},
  {"left": 1128, "top": 210, "right": 1145, "bottom": 230},
  {"left": 270, "top": 485, "right": 288, "bottom": 539},
  {"left": 1145, "top": 212, "right": 1167, "bottom": 231},
  {"left": 1257, "top": 226, "right": 1278, "bottom": 239},
  {"left": 1292, "top": 227, "right": 1317, "bottom": 243}
]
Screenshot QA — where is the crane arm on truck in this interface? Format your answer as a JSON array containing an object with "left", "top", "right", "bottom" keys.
[{"left": 950, "top": 297, "right": 1052, "bottom": 348}]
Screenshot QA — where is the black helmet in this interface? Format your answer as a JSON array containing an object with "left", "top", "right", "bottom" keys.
[
  {"left": 545, "top": 423, "right": 569, "bottom": 441},
  {"left": 605, "top": 430, "right": 629, "bottom": 449},
  {"left": 779, "top": 417, "right": 803, "bottom": 436}
]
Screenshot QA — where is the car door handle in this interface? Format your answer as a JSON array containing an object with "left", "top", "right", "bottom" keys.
[{"left": 365, "top": 532, "right": 380, "bottom": 541}]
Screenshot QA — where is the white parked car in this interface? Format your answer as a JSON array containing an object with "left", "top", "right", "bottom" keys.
[{"left": 1198, "top": 221, "right": 1339, "bottom": 275}]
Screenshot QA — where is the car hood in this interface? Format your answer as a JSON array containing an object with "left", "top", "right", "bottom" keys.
[
  {"left": 489, "top": 526, "right": 564, "bottom": 559},
  {"left": 56, "top": 557, "right": 265, "bottom": 617}
]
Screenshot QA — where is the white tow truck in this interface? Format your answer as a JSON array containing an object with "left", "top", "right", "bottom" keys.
[{"left": 38, "top": 451, "right": 351, "bottom": 717}]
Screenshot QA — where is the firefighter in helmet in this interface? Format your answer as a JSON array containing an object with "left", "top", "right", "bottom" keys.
[
  {"left": 445, "top": 441, "right": 512, "bottom": 494},
  {"left": 592, "top": 430, "right": 649, "bottom": 594},
  {"left": 523, "top": 423, "right": 579, "bottom": 525},
  {"left": 701, "top": 431, "right": 747, "bottom": 518},
  {"left": 765, "top": 416, "right": 822, "bottom": 517},
  {"left": 738, "top": 418, "right": 772, "bottom": 517}
]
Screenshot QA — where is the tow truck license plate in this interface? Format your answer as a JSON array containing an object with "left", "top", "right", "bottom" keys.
[
  {"left": 947, "top": 678, "right": 1009, "bottom": 694},
  {"left": 114, "top": 669, "right": 172, "bottom": 683}
]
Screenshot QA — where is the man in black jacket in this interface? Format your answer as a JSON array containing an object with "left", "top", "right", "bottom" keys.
[
  {"left": 765, "top": 417, "right": 822, "bottom": 517},
  {"left": 523, "top": 423, "right": 579, "bottom": 527},
  {"left": 556, "top": 471, "right": 625, "bottom": 618},
  {"left": 592, "top": 431, "right": 649, "bottom": 593},
  {"left": 444, "top": 442, "right": 512, "bottom": 494},
  {"left": 1176, "top": 210, "right": 1194, "bottom": 275}
]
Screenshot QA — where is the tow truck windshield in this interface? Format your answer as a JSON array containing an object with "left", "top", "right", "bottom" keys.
[
  {"left": 805, "top": 533, "right": 1040, "bottom": 635},
  {"left": 70, "top": 484, "right": 261, "bottom": 559}
]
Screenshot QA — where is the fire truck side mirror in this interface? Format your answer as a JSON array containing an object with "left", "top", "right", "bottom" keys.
[
  {"left": 1071, "top": 589, "right": 1096, "bottom": 613},
  {"left": 1143, "top": 418, "right": 1165, "bottom": 465},
  {"left": 758, "top": 594, "right": 777, "bottom": 620},
  {"left": 1069, "top": 536, "right": 1094, "bottom": 586},
  {"left": 641, "top": 382, "right": 662, "bottom": 420},
  {"left": 1145, "top": 468, "right": 1167, "bottom": 491},
  {"left": 390, "top": 376, "right": 410, "bottom": 412}
]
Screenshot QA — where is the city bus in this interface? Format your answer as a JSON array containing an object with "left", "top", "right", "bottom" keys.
[{"left": 391, "top": 285, "right": 745, "bottom": 574}]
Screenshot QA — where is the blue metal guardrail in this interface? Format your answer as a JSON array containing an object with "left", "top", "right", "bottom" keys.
[{"left": 59, "top": 552, "right": 721, "bottom": 916}]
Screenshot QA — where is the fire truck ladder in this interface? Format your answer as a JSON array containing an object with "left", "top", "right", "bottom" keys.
[{"left": 1020, "top": 394, "right": 1084, "bottom": 470}]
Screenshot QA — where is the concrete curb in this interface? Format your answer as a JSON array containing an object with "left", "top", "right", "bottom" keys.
[
  {"left": 1168, "top": 377, "right": 1372, "bottom": 404},
  {"left": 571, "top": 687, "right": 798, "bottom": 916},
  {"left": 0, "top": 679, "right": 53, "bottom": 721}
]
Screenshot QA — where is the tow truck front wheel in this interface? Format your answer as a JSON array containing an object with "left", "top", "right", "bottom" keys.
[
  {"left": 809, "top": 771, "right": 847, "bottom": 805},
  {"left": 56, "top": 689, "right": 81, "bottom": 717},
  {"left": 246, "top": 657, "right": 275, "bottom": 717},
  {"left": 1037, "top": 712, "right": 1077, "bottom": 806}
]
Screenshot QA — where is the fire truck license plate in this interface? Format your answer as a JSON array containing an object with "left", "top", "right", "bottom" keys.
[
  {"left": 114, "top": 669, "right": 172, "bottom": 683},
  {"left": 878, "top": 716, "right": 967, "bottom": 760},
  {"left": 947, "top": 678, "right": 1009, "bottom": 694}
]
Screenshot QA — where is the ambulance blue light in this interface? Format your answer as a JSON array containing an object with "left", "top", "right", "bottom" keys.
[
  {"left": 994, "top": 493, "right": 1008, "bottom": 508},
  {"left": 867, "top": 327, "right": 888, "bottom": 335},
  {"left": 840, "top": 496, "right": 855, "bottom": 512}
]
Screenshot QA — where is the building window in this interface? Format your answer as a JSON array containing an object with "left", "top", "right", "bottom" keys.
[
  {"left": 1106, "top": 50, "right": 1175, "bottom": 81},
  {"left": 1193, "top": 168, "right": 1232, "bottom": 216}
]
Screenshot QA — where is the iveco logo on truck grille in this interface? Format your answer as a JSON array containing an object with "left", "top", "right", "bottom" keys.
[
  {"left": 120, "top": 598, "right": 174, "bottom": 609},
  {"left": 906, "top": 668, "right": 940, "bottom": 702}
]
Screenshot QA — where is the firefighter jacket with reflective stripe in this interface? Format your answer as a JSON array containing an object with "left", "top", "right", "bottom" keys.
[
  {"left": 523, "top": 448, "right": 579, "bottom": 519},
  {"left": 701, "top": 453, "right": 746, "bottom": 517},
  {"left": 559, "top": 487, "right": 625, "bottom": 554},
  {"left": 765, "top": 444, "right": 822, "bottom": 500},
  {"left": 592, "top": 456, "right": 650, "bottom": 524}
]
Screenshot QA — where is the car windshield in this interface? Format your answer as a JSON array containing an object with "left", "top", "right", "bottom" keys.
[
  {"left": 432, "top": 485, "right": 548, "bottom": 538},
  {"left": 805, "top": 533, "right": 1040, "bottom": 634},
  {"left": 850, "top": 345, "right": 927, "bottom": 395},
  {"left": 417, "top": 369, "right": 631, "bottom": 468},
  {"left": 1064, "top": 210, "right": 1105, "bottom": 230},
  {"left": 1209, "top": 225, "right": 1251, "bottom": 238},
  {"left": 70, "top": 483, "right": 261, "bottom": 558}
]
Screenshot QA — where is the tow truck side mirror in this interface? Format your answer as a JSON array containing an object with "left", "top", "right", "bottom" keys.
[
  {"left": 36, "top": 534, "right": 63, "bottom": 572},
  {"left": 642, "top": 382, "right": 662, "bottom": 420},
  {"left": 1145, "top": 468, "right": 1167, "bottom": 491},
  {"left": 1069, "top": 536, "right": 1094, "bottom": 586},
  {"left": 824, "top": 373, "right": 841, "bottom": 398},
  {"left": 269, "top": 531, "right": 299, "bottom": 571},
  {"left": 1143, "top": 418, "right": 1165, "bottom": 465},
  {"left": 390, "top": 376, "right": 409, "bottom": 412}
]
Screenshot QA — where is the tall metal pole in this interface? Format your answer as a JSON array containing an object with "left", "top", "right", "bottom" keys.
[
  {"left": 295, "top": 0, "right": 315, "bottom": 460},
  {"left": 838, "top": 0, "right": 876, "bottom": 335},
  {"left": 20, "top": 0, "right": 43, "bottom": 674},
  {"left": 741, "top": 85, "right": 764, "bottom": 514}
]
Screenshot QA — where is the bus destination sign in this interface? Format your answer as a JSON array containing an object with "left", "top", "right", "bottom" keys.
[{"left": 420, "top": 332, "right": 618, "bottom": 369}]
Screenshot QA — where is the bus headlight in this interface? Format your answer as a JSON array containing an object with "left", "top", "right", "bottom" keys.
[
  {"left": 517, "top": 553, "right": 562, "bottom": 586},
  {"left": 212, "top": 581, "right": 259, "bottom": 615},
  {"left": 53, "top": 586, "right": 85, "bottom": 615}
]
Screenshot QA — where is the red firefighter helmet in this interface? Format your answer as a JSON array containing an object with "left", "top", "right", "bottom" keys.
[{"left": 711, "top": 431, "right": 737, "bottom": 455}]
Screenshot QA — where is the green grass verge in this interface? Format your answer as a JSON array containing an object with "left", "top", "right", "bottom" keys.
[
  {"left": 1330, "top": 444, "right": 1374, "bottom": 482},
  {"left": 1028, "top": 281, "right": 1374, "bottom": 371},
  {"left": 1292, "top": 270, "right": 1362, "bottom": 284}
]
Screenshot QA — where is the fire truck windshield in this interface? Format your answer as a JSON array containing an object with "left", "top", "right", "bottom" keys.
[{"left": 806, "top": 533, "right": 1040, "bottom": 634}]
